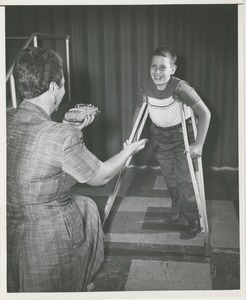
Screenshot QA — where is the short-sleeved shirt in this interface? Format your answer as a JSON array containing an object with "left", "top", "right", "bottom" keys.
[
  {"left": 7, "top": 101, "right": 104, "bottom": 292},
  {"left": 137, "top": 76, "right": 202, "bottom": 128},
  {"left": 7, "top": 100, "right": 101, "bottom": 209}
]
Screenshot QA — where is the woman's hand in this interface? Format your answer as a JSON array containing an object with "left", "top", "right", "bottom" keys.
[
  {"left": 77, "top": 115, "right": 95, "bottom": 130},
  {"left": 63, "top": 115, "right": 95, "bottom": 130},
  {"left": 87, "top": 138, "right": 148, "bottom": 186},
  {"left": 123, "top": 139, "right": 148, "bottom": 156}
]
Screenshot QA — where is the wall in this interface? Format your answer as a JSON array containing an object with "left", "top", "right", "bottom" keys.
[{"left": 5, "top": 4, "right": 238, "bottom": 168}]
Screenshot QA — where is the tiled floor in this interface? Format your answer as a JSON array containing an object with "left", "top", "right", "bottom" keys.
[
  {"left": 125, "top": 260, "right": 212, "bottom": 291},
  {"left": 70, "top": 167, "right": 240, "bottom": 292}
]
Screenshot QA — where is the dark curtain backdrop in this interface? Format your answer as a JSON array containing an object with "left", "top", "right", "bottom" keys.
[{"left": 5, "top": 5, "right": 238, "bottom": 169}]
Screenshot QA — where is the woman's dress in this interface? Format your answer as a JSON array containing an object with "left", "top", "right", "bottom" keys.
[{"left": 7, "top": 101, "right": 104, "bottom": 292}]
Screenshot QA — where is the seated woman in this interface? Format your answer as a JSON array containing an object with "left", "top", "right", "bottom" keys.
[{"left": 7, "top": 47, "right": 147, "bottom": 292}]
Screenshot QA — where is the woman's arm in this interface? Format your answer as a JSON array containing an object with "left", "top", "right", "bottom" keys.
[
  {"left": 87, "top": 139, "right": 148, "bottom": 186},
  {"left": 189, "top": 100, "right": 211, "bottom": 159}
]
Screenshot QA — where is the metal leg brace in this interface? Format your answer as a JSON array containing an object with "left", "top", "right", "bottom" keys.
[
  {"left": 180, "top": 103, "right": 211, "bottom": 256},
  {"left": 103, "top": 102, "right": 149, "bottom": 226}
]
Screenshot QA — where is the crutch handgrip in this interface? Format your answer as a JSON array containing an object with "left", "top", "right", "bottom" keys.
[{"left": 129, "top": 102, "right": 147, "bottom": 143}]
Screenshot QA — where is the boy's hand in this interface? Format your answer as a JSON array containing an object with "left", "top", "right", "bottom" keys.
[{"left": 187, "top": 143, "right": 203, "bottom": 159}]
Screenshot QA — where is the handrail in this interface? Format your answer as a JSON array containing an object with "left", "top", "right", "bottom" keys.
[
  {"left": 6, "top": 33, "right": 70, "bottom": 81},
  {"left": 6, "top": 33, "right": 70, "bottom": 40}
]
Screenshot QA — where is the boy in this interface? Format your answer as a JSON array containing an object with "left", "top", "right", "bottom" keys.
[{"left": 133, "top": 46, "right": 211, "bottom": 234}]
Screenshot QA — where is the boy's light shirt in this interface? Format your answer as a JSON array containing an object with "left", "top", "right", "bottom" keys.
[{"left": 147, "top": 95, "right": 191, "bottom": 128}]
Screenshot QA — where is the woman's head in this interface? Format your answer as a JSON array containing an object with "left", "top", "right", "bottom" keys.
[
  {"left": 150, "top": 46, "right": 177, "bottom": 90},
  {"left": 13, "top": 47, "right": 64, "bottom": 99}
]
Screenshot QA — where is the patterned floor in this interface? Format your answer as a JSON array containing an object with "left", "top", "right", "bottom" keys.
[{"left": 70, "top": 167, "right": 240, "bottom": 292}]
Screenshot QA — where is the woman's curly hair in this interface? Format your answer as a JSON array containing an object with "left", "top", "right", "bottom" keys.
[{"left": 13, "top": 47, "right": 64, "bottom": 99}]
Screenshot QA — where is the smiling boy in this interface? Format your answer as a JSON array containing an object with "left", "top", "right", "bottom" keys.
[{"left": 133, "top": 46, "right": 211, "bottom": 234}]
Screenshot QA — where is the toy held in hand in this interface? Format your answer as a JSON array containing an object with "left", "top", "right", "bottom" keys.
[{"left": 63, "top": 103, "right": 100, "bottom": 124}]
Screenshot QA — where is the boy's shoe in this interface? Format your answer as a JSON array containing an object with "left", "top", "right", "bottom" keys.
[
  {"left": 187, "top": 219, "right": 201, "bottom": 234},
  {"left": 171, "top": 213, "right": 182, "bottom": 222}
]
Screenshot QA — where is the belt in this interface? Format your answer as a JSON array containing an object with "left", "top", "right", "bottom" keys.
[{"left": 154, "top": 117, "right": 192, "bottom": 131}]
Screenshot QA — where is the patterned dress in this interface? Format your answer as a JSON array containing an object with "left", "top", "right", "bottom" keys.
[{"left": 7, "top": 101, "right": 104, "bottom": 292}]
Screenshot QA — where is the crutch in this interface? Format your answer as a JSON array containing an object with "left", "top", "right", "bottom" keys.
[
  {"left": 180, "top": 103, "right": 211, "bottom": 256},
  {"left": 102, "top": 102, "right": 149, "bottom": 226}
]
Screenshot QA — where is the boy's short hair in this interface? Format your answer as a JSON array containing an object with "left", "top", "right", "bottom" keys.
[
  {"left": 153, "top": 46, "right": 177, "bottom": 65},
  {"left": 13, "top": 47, "right": 64, "bottom": 100}
]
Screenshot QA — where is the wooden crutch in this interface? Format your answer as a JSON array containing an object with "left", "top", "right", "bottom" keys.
[
  {"left": 180, "top": 103, "right": 211, "bottom": 256},
  {"left": 102, "top": 102, "right": 149, "bottom": 226}
]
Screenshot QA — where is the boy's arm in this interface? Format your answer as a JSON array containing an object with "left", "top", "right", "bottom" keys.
[
  {"left": 189, "top": 100, "right": 211, "bottom": 159},
  {"left": 175, "top": 81, "right": 211, "bottom": 159}
]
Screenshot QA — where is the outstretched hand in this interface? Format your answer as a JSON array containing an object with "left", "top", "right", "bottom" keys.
[{"left": 123, "top": 139, "right": 148, "bottom": 156}]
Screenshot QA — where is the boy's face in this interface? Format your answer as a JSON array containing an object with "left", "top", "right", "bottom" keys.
[{"left": 150, "top": 55, "right": 176, "bottom": 89}]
